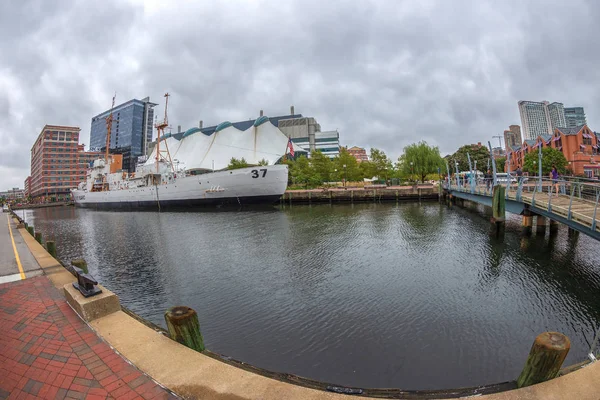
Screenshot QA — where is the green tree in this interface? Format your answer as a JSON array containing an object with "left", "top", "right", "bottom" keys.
[
  {"left": 523, "top": 147, "right": 568, "bottom": 176},
  {"left": 369, "top": 148, "right": 393, "bottom": 182},
  {"left": 310, "top": 150, "right": 333, "bottom": 183},
  {"left": 398, "top": 141, "right": 444, "bottom": 183},
  {"left": 289, "top": 155, "right": 318, "bottom": 187},
  {"left": 448, "top": 144, "right": 490, "bottom": 172},
  {"left": 495, "top": 157, "right": 506, "bottom": 172},
  {"left": 227, "top": 157, "right": 249, "bottom": 169},
  {"left": 258, "top": 159, "right": 269, "bottom": 166},
  {"left": 333, "top": 148, "right": 361, "bottom": 182}
]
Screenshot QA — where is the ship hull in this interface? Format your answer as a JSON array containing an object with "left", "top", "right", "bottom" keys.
[{"left": 72, "top": 165, "right": 288, "bottom": 211}]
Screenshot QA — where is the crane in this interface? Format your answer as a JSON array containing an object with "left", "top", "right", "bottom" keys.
[{"left": 492, "top": 135, "right": 503, "bottom": 149}]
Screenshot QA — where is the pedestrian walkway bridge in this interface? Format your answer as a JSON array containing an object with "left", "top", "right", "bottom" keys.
[{"left": 444, "top": 176, "right": 600, "bottom": 241}]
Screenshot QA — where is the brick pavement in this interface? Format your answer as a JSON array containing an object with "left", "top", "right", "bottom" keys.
[{"left": 0, "top": 276, "right": 178, "bottom": 400}]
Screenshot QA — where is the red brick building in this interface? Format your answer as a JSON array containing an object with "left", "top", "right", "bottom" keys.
[
  {"left": 30, "top": 125, "right": 102, "bottom": 202},
  {"left": 23, "top": 176, "right": 31, "bottom": 198},
  {"left": 347, "top": 146, "right": 369, "bottom": 163},
  {"left": 506, "top": 125, "right": 600, "bottom": 178}
]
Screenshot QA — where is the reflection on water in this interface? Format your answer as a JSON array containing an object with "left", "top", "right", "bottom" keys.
[{"left": 25, "top": 203, "right": 600, "bottom": 389}]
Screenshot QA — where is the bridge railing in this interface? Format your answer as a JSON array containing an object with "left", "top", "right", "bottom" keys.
[
  {"left": 508, "top": 176, "right": 600, "bottom": 231},
  {"left": 446, "top": 174, "right": 600, "bottom": 231}
]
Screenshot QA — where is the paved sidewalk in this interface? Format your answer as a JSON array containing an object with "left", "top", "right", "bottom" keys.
[
  {"left": 0, "top": 276, "right": 177, "bottom": 400},
  {"left": 0, "top": 214, "right": 42, "bottom": 284}
]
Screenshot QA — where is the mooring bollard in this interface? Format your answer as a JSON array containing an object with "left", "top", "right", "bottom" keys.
[
  {"left": 27, "top": 226, "right": 34, "bottom": 236},
  {"left": 517, "top": 332, "right": 570, "bottom": 388},
  {"left": 46, "top": 241, "right": 57, "bottom": 258},
  {"left": 71, "top": 259, "right": 88, "bottom": 274},
  {"left": 35, "top": 231, "right": 43, "bottom": 244},
  {"left": 164, "top": 306, "right": 205, "bottom": 352}
]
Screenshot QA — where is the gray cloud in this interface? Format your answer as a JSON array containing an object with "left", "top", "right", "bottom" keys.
[{"left": 1, "top": 0, "right": 598, "bottom": 190}]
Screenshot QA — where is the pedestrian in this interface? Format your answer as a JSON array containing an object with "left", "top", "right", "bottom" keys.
[
  {"left": 485, "top": 169, "right": 493, "bottom": 191},
  {"left": 550, "top": 165, "right": 559, "bottom": 195},
  {"left": 516, "top": 166, "right": 523, "bottom": 185}
]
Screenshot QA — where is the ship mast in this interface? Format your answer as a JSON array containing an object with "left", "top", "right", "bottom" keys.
[
  {"left": 154, "top": 93, "right": 173, "bottom": 173},
  {"left": 105, "top": 94, "right": 116, "bottom": 164}
]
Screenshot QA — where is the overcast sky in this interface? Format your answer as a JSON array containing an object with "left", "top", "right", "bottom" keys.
[{"left": 1, "top": 0, "right": 599, "bottom": 190}]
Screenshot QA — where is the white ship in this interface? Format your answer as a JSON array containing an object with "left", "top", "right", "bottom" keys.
[{"left": 72, "top": 94, "right": 298, "bottom": 210}]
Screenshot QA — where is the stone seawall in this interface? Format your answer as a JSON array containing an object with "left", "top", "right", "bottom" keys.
[{"left": 282, "top": 185, "right": 439, "bottom": 204}]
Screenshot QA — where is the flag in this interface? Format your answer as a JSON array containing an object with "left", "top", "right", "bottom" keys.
[{"left": 287, "top": 138, "right": 295, "bottom": 157}]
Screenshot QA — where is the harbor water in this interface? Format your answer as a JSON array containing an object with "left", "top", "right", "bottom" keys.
[{"left": 24, "top": 202, "right": 600, "bottom": 390}]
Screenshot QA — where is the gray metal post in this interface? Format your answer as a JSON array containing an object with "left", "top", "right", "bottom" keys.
[
  {"left": 538, "top": 144, "right": 543, "bottom": 191},
  {"left": 454, "top": 161, "right": 460, "bottom": 188},
  {"left": 488, "top": 141, "right": 498, "bottom": 186},
  {"left": 467, "top": 153, "right": 474, "bottom": 193},
  {"left": 445, "top": 162, "right": 451, "bottom": 189}
]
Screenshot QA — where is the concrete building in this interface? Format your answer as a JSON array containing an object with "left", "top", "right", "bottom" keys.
[
  {"left": 504, "top": 125, "right": 522, "bottom": 150},
  {"left": 291, "top": 131, "right": 340, "bottom": 158},
  {"left": 347, "top": 146, "right": 369, "bottom": 162},
  {"left": 548, "top": 102, "right": 566, "bottom": 131},
  {"left": 0, "top": 188, "right": 25, "bottom": 200},
  {"left": 30, "top": 125, "right": 102, "bottom": 202},
  {"left": 518, "top": 100, "right": 566, "bottom": 140},
  {"left": 90, "top": 97, "right": 157, "bottom": 172},
  {"left": 565, "top": 107, "right": 587, "bottom": 127}
]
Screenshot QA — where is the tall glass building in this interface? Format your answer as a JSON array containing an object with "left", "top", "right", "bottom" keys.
[
  {"left": 564, "top": 107, "right": 587, "bottom": 127},
  {"left": 518, "top": 100, "right": 565, "bottom": 140},
  {"left": 90, "top": 97, "right": 157, "bottom": 172}
]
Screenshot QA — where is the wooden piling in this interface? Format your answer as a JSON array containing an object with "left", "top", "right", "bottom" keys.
[
  {"left": 568, "top": 227, "right": 579, "bottom": 237},
  {"left": 522, "top": 211, "right": 533, "bottom": 235},
  {"left": 46, "top": 241, "right": 57, "bottom": 258},
  {"left": 71, "top": 259, "right": 88, "bottom": 274},
  {"left": 491, "top": 185, "right": 505, "bottom": 235},
  {"left": 536, "top": 216, "right": 547, "bottom": 235},
  {"left": 35, "top": 231, "right": 43, "bottom": 244},
  {"left": 517, "top": 332, "right": 570, "bottom": 388},
  {"left": 549, "top": 219, "right": 559, "bottom": 236},
  {"left": 164, "top": 306, "right": 205, "bottom": 352}
]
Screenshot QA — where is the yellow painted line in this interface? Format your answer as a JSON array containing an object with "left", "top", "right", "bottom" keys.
[{"left": 6, "top": 214, "right": 26, "bottom": 280}]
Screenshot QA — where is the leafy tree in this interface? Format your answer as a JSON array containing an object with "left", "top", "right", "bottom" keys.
[
  {"left": 398, "top": 141, "right": 444, "bottom": 183},
  {"left": 369, "top": 148, "right": 393, "bottom": 182},
  {"left": 523, "top": 147, "right": 568, "bottom": 176},
  {"left": 289, "top": 155, "right": 316, "bottom": 187},
  {"left": 448, "top": 144, "right": 490, "bottom": 172},
  {"left": 258, "top": 159, "right": 269, "bottom": 166},
  {"left": 333, "top": 148, "right": 361, "bottom": 182},
  {"left": 310, "top": 150, "right": 333, "bottom": 183},
  {"left": 227, "top": 157, "right": 249, "bottom": 169},
  {"left": 495, "top": 157, "right": 506, "bottom": 172}
]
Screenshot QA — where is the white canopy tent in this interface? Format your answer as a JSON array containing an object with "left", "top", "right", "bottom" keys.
[{"left": 145, "top": 117, "right": 305, "bottom": 172}]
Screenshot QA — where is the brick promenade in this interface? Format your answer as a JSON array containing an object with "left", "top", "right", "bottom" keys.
[{"left": 0, "top": 276, "right": 177, "bottom": 400}]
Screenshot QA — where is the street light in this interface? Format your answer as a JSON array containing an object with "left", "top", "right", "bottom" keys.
[
  {"left": 334, "top": 168, "right": 338, "bottom": 187},
  {"left": 343, "top": 164, "right": 347, "bottom": 188},
  {"left": 410, "top": 161, "right": 414, "bottom": 183}
]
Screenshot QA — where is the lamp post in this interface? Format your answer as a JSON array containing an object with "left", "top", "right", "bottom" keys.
[
  {"left": 334, "top": 168, "right": 338, "bottom": 186},
  {"left": 410, "top": 161, "right": 414, "bottom": 183},
  {"left": 343, "top": 164, "right": 347, "bottom": 188},
  {"left": 384, "top": 167, "right": 388, "bottom": 186}
]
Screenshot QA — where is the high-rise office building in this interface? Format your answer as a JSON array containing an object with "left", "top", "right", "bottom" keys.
[
  {"left": 564, "top": 107, "right": 587, "bottom": 127},
  {"left": 547, "top": 102, "right": 566, "bottom": 131},
  {"left": 518, "top": 101, "right": 566, "bottom": 140},
  {"left": 504, "top": 125, "right": 522, "bottom": 150},
  {"left": 90, "top": 97, "right": 157, "bottom": 172},
  {"left": 30, "top": 125, "right": 102, "bottom": 202}
]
